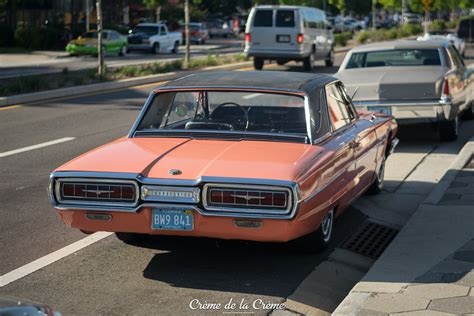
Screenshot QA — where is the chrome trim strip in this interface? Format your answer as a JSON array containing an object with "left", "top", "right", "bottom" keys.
[
  {"left": 303, "top": 95, "right": 313, "bottom": 144},
  {"left": 141, "top": 185, "right": 200, "bottom": 203},
  {"left": 202, "top": 183, "right": 293, "bottom": 215},
  {"left": 49, "top": 171, "right": 302, "bottom": 220},
  {"left": 54, "top": 178, "right": 140, "bottom": 208},
  {"left": 353, "top": 99, "right": 445, "bottom": 107}
]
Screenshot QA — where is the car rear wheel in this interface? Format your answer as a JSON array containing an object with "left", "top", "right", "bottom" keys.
[
  {"left": 118, "top": 45, "right": 127, "bottom": 56},
  {"left": 172, "top": 41, "right": 179, "bottom": 54},
  {"left": 253, "top": 57, "right": 264, "bottom": 70},
  {"left": 303, "top": 51, "right": 315, "bottom": 71},
  {"left": 439, "top": 116, "right": 459, "bottom": 141},
  {"left": 293, "top": 209, "right": 334, "bottom": 253},
  {"left": 151, "top": 43, "right": 159, "bottom": 54},
  {"left": 367, "top": 156, "right": 385, "bottom": 195},
  {"left": 325, "top": 48, "right": 334, "bottom": 67}
]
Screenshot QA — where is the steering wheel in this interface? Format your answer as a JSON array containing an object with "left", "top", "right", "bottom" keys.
[{"left": 209, "top": 102, "right": 249, "bottom": 131}]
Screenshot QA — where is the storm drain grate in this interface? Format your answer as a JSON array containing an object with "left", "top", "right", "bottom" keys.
[{"left": 342, "top": 221, "right": 398, "bottom": 259}]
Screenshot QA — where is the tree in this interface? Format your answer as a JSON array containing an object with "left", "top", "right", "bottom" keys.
[
  {"left": 378, "top": 0, "right": 401, "bottom": 10},
  {"left": 143, "top": 0, "right": 168, "bottom": 22}
]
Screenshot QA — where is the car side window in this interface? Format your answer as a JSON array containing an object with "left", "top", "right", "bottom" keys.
[
  {"left": 160, "top": 26, "right": 167, "bottom": 35},
  {"left": 110, "top": 32, "right": 118, "bottom": 40},
  {"left": 325, "top": 83, "right": 352, "bottom": 130}
]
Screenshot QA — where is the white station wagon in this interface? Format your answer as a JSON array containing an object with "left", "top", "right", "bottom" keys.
[{"left": 244, "top": 5, "right": 334, "bottom": 71}]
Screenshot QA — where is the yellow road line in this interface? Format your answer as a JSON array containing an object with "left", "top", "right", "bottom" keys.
[{"left": 0, "top": 105, "right": 22, "bottom": 111}]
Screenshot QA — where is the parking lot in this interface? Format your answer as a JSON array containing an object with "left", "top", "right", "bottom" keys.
[{"left": 0, "top": 48, "right": 473, "bottom": 314}]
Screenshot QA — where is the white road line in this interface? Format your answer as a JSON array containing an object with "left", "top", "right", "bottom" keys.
[
  {"left": 0, "top": 137, "right": 75, "bottom": 158},
  {"left": 0, "top": 232, "right": 113, "bottom": 287}
]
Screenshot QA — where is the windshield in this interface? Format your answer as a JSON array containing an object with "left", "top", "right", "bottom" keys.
[
  {"left": 131, "top": 26, "right": 157, "bottom": 35},
  {"left": 346, "top": 49, "right": 441, "bottom": 69},
  {"left": 136, "top": 91, "right": 308, "bottom": 138},
  {"left": 81, "top": 32, "right": 98, "bottom": 38}
]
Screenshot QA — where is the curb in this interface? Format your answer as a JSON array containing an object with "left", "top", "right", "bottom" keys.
[
  {"left": 0, "top": 61, "right": 252, "bottom": 108},
  {"left": 333, "top": 136, "right": 474, "bottom": 315}
]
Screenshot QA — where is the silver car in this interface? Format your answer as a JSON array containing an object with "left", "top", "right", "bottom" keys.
[
  {"left": 337, "top": 40, "right": 473, "bottom": 141},
  {"left": 244, "top": 5, "right": 334, "bottom": 71}
]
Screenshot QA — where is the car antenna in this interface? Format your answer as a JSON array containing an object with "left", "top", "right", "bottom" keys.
[{"left": 350, "top": 87, "right": 359, "bottom": 101}]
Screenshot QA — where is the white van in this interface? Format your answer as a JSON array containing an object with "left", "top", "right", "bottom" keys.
[{"left": 244, "top": 5, "right": 334, "bottom": 71}]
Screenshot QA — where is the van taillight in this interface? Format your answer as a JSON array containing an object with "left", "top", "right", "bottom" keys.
[
  {"left": 297, "top": 34, "right": 304, "bottom": 44},
  {"left": 245, "top": 33, "right": 251, "bottom": 43}
]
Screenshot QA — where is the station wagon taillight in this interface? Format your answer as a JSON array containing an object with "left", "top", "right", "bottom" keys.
[
  {"left": 203, "top": 184, "right": 293, "bottom": 215},
  {"left": 56, "top": 180, "right": 138, "bottom": 206},
  {"left": 297, "top": 34, "right": 304, "bottom": 45}
]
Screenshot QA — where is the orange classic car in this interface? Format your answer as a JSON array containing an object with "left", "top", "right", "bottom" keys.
[{"left": 48, "top": 71, "right": 398, "bottom": 251}]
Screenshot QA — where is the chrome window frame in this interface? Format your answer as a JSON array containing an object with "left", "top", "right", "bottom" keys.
[
  {"left": 127, "top": 86, "right": 313, "bottom": 144},
  {"left": 202, "top": 183, "right": 293, "bottom": 215},
  {"left": 49, "top": 171, "right": 302, "bottom": 220}
]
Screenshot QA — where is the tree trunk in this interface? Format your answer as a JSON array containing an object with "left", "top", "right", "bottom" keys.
[
  {"left": 96, "top": 0, "right": 104, "bottom": 76},
  {"left": 155, "top": 6, "right": 161, "bottom": 23},
  {"left": 184, "top": 0, "right": 190, "bottom": 69}
]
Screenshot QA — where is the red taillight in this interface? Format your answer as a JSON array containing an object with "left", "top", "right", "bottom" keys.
[
  {"left": 59, "top": 181, "right": 136, "bottom": 203},
  {"left": 297, "top": 34, "right": 304, "bottom": 45},
  {"left": 442, "top": 79, "right": 450, "bottom": 97},
  {"left": 245, "top": 33, "right": 251, "bottom": 43},
  {"left": 207, "top": 188, "right": 289, "bottom": 209}
]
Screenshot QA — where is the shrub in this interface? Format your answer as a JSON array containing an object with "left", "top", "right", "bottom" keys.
[
  {"left": 430, "top": 19, "right": 447, "bottom": 32},
  {"left": 356, "top": 31, "right": 370, "bottom": 43},
  {"left": 401, "top": 23, "right": 422, "bottom": 36},
  {"left": 387, "top": 28, "right": 398, "bottom": 39},
  {"left": 14, "top": 26, "right": 63, "bottom": 50},
  {"left": 334, "top": 32, "right": 352, "bottom": 46},
  {"left": 0, "top": 24, "right": 14, "bottom": 47}
]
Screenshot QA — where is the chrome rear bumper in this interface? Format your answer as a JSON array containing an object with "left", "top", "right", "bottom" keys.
[{"left": 354, "top": 99, "right": 456, "bottom": 124}]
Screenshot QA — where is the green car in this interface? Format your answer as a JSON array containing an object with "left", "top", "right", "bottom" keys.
[{"left": 66, "top": 30, "right": 128, "bottom": 56}]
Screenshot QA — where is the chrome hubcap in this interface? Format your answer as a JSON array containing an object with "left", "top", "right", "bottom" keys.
[
  {"left": 322, "top": 209, "right": 334, "bottom": 242},
  {"left": 378, "top": 160, "right": 385, "bottom": 186}
]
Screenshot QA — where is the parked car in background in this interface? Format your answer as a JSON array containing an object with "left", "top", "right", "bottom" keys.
[
  {"left": 0, "top": 296, "right": 60, "bottom": 316},
  {"left": 402, "top": 12, "right": 422, "bottom": 24},
  {"left": 180, "top": 22, "right": 209, "bottom": 44},
  {"left": 457, "top": 17, "right": 473, "bottom": 43},
  {"left": 244, "top": 5, "right": 334, "bottom": 71},
  {"left": 127, "top": 23, "right": 181, "bottom": 54},
  {"left": 206, "top": 19, "right": 232, "bottom": 38},
  {"left": 66, "top": 30, "right": 127, "bottom": 56},
  {"left": 48, "top": 71, "right": 398, "bottom": 252},
  {"left": 337, "top": 40, "right": 473, "bottom": 141},
  {"left": 417, "top": 32, "right": 466, "bottom": 56}
]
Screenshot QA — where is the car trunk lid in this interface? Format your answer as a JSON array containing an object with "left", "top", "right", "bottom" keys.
[{"left": 337, "top": 66, "right": 448, "bottom": 101}]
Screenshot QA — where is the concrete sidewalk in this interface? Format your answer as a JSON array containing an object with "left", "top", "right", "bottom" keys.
[{"left": 334, "top": 137, "right": 474, "bottom": 315}]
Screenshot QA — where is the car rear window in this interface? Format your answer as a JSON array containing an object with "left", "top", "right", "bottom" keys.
[
  {"left": 276, "top": 10, "right": 295, "bottom": 27},
  {"left": 254, "top": 10, "right": 273, "bottom": 27},
  {"left": 345, "top": 49, "right": 441, "bottom": 69}
]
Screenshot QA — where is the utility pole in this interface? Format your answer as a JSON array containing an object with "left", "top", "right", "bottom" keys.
[
  {"left": 85, "top": 0, "right": 90, "bottom": 32},
  {"left": 96, "top": 0, "right": 104, "bottom": 76},
  {"left": 184, "top": 0, "right": 190, "bottom": 69}
]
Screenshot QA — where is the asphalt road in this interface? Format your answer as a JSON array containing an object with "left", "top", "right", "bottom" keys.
[
  {"left": 0, "top": 50, "right": 473, "bottom": 315},
  {"left": 0, "top": 38, "right": 243, "bottom": 79}
]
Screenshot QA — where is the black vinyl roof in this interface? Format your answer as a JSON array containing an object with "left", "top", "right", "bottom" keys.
[{"left": 160, "top": 71, "right": 337, "bottom": 92}]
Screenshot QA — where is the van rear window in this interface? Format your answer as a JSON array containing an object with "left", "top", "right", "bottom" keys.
[
  {"left": 276, "top": 10, "right": 295, "bottom": 27},
  {"left": 254, "top": 10, "right": 273, "bottom": 27}
]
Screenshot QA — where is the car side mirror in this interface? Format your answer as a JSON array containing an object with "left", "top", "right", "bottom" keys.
[{"left": 175, "top": 104, "right": 189, "bottom": 117}]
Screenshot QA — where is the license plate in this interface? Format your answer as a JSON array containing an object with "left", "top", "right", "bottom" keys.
[
  {"left": 277, "top": 35, "right": 290, "bottom": 43},
  {"left": 151, "top": 209, "right": 193, "bottom": 231},
  {"left": 367, "top": 106, "right": 392, "bottom": 116}
]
